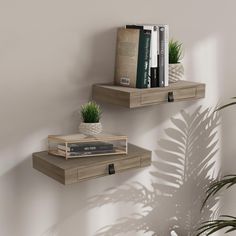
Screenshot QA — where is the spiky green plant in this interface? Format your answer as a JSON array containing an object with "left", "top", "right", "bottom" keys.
[
  {"left": 197, "top": 215, "right": 236, "bottom": 236},
  {"left": 197, "top": 100, "right": 236, "bottom": 235},
  {"left": 169, "top": 39, "right": 183, "bottom": 64},
  {"left": 81, "top": 101, "right": 102, "bottom": 123}
]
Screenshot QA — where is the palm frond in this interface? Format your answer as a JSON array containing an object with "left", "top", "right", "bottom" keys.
[
  {"left": 155, "top": 107, "right": 220, "bottom": 234},
  {"left": 216, "top": 102, "right": 236, "bottom": 111},
  {"left": 202, "top": 175, "right": 236, "bottom": 209},
  {"left": 197, "top": 215, "right": 236, "bottom": 236},
  {"left": 88, "top": 106, "right": 220, "bottom": 236}
]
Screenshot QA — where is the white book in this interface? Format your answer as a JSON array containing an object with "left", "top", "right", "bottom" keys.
[
  {"left": 158, "top": 24, "right": 169, "bottom": 87},
  {"left": 163, "top": 25, "right": 169, "bottom": 87}
]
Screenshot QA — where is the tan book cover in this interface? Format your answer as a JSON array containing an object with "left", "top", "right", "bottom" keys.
[{"left": 114, "top": 28, "right": 140, "bottom": 88}]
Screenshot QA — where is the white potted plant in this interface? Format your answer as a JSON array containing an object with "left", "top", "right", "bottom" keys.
[
  {"left": 169, "top": 39, "right": 184, "bottom": 83},
  {"left": 79, "top": 101, "right": 102, "bottom": 136}
]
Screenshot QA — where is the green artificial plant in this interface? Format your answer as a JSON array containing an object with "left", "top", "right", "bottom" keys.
[
  {"left": 169, "top": 39, "right": 183, "bottom": 64},
  {"left": 80, "top": 101, "right": 102, "bottom": 123}
]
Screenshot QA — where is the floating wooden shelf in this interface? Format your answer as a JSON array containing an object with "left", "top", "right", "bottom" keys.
[
  {"left": 32, "top": 143, "right": 151, "bottom": 185},
  {"left": 92, "top": 80, "right": 205, "bottom": 108}
]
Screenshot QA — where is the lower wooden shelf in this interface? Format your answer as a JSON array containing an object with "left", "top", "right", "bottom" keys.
[
  {"left": 32, "top": 143, "right": 152, "bottom": 185},
  {"left": 92, "top": 80, "right": 205, "bottom": 108}
]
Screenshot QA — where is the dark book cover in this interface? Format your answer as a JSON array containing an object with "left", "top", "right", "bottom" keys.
[
  {"left": 58, "top": 142, "right": 114, "bottom": 152},
  {"left": 151, "top": 67, "right": 158, "bottom": 87},
  {"left": 126, "top": 25, "right": 151, "bottom": 88},
  {"left": 66, "top": 149, "right": 116, "bottom": 157},
  {"left": 136, "top": 29, "right": 151, "bottom": 88}
]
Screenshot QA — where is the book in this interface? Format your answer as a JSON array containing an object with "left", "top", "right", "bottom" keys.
[
  {"left": 151, "top": 66, "right": 158, "bottom": 87},
  {"left": 58, "top": 142, "right": 114, "bottom": 152},
  {"left": 57, "top": 149, "right": 115, "bottom": 158},
  {"left": 158, "top": 26, "right": 165, "bottom": 87},
  {"left": 163, "top": 25, "right": 169, "bottom": 87},
  {"left": 115, "top": 27, "right": 151, "bottom": 88},
  {"left": 149, "top": 25, "right": 158, "bottom": 88},
  {"left": 136, "top": 29, "right": 151, "bottom": 88},
  {"left": 126, "top": 25, "right": 158, "bottom": 88},
  {"left": 158, "top": 25, "right": 169, "bottom": 87},
  {"left": 114, "top": 28, "right": 140, "bottom": 88}
]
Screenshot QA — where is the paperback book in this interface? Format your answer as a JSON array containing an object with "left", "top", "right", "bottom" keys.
[
  {"left": 114, "top": 27, "right": 151, "bottom": 88},
  {"left": 58, "top": 142, "right": 114, "bottom": 152},
  {"left": 57, "top": 149, "right": 116, "bottom": 158},
  {"left": 158, "top": 25, "right": 169, "bottom": 87}
]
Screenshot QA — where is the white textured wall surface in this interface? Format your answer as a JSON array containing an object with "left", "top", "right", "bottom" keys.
[{"left": 0, "top": 0, "right": 236, "bottom": 235}]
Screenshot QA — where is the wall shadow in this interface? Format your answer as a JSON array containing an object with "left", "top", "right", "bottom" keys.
[{"left": 88, "top": 106, "right": 221, "bottom": 236}]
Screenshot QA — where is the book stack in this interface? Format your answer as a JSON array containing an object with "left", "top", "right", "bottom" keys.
[
  {"left": 114, "top": 24, "right": 169, "bottom": 89},
  {"left": 48, "top": 133, "right": 128, "bottom": 159},
  {"left": 57, "top": 142, "right": 115, "bottom": 157}
]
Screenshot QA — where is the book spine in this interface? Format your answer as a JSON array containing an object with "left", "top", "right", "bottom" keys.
[
  {"left": 158, "top": 26, "right": 165, "bottom": 87},
  {"left": 142, "top": 25, "right": 157, "bottom": 88},
  {"left": 58, "top": 144, "right": 113, "bottom": 152},
  {"left": 151, "top": 67, "right": 158, "bottom": 87},
  {"left": 150, "top": 26, "right": 158, "bottom": 88},
  {"left": 164, "top": 25, "right": 169, "bottom": 87},
  {"left": 144, "top": 30, "right": 151, "bottom": 88},
  {"left": 59, "top": 149, "right": 115, "bottom": 158},
  {"left": 136, "top": 29, "right": 151, "bottom": 88},
  {"left": 71, "top": 145, "right": 113, "bottom": 152}
]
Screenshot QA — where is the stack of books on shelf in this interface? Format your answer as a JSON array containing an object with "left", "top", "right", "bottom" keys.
[
  {"left": 48, "top": 133, "right": 128, "bottom": 159},
  {"left": 114, "top": 24, "right": 169, "bottom": 89},
  {"left": 57, "top": 142, "right": 114, "bottom": 157}
]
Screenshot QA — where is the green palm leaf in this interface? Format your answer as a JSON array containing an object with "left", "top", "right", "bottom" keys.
[
  {"left": 202, "top": 175, "right": 236, "bottom": 209},
  {"left": 197, "top": 215, "right": 236, "bottom": 235},
  {"left": 216, "top": 97, "right": 236, "bottom": 111},
  {"left": 216, "top": 102, "right": 236, "bottom": 111}
]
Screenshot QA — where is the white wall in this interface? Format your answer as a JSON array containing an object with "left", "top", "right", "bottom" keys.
[{"left": 0, "top": 0, "right": 236, "bottom": 235}]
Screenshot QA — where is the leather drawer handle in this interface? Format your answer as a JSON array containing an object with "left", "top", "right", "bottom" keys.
[
  {"left": 168, "top": 91, "right": 174, "bottom": 102},
  {"left": 108, "top": 163, "right": 115, "bottom": 175}
]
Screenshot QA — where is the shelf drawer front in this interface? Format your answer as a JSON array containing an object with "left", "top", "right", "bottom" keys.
[
  {"left": 141, "top": 87, "right": 197, "bottom": 105},
  {"left": 78, "top": 157, "right": 140, "bottom": 181}
]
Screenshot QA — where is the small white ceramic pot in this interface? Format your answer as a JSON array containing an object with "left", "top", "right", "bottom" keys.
[
  {"left": 79, "top": 122, "right": 102, "bottom": 136},
  {"left": 169, "top": 63, "right": 184, "bottom": 83}
]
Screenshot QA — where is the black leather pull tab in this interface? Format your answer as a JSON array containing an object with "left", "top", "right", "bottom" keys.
[
  {"left": 108, "top": 164, "right": 115, "bottom": 175},
  {"left": 168, "top": 91, "right": 174, "bottom": 102}
]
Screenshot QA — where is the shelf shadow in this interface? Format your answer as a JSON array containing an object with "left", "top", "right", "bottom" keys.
[{"left": 88, "top": 106, "right": 221, "bottom": 236}]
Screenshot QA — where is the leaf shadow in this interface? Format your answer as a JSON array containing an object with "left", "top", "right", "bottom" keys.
[{"left": 88, "top": 106, "right": 221, "bottom": 236}]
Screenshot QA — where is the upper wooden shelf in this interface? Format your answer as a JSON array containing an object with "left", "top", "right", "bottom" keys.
[
  {"left": 92, "top": 80, "right": 205, "bottom": 108},
  {"left": 33, "top": 143, "right": 151, "bottom": 185}
]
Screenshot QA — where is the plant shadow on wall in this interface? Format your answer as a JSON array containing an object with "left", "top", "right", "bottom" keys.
[{"left": 88, "top": 106, "right": 221, "bottom": 236}]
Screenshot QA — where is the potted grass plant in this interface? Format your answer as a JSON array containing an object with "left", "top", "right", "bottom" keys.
[
  {"left": 197, "top": 98, "right": 236, "bottom": 235},
  {"left": 169, "top": 39, "right": 184, "bottom": 83},
  {"left": 79, "top": 101, "right": 102, "bottom": 136}
]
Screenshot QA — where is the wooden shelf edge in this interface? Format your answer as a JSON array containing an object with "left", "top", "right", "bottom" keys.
[
  {"left": 32, "top": 143, "right": 152, "bottom": 185},
  {"left": 92, "top": 80, "right": 205, "bottom": 108}
]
